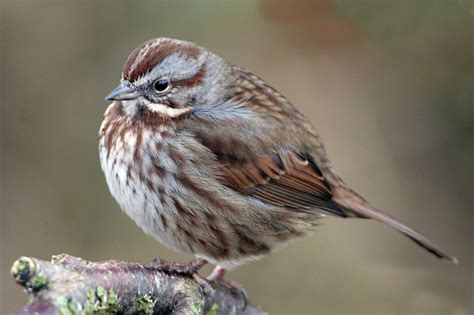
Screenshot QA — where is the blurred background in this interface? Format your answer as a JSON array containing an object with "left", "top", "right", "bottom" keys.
[{"left": 1, "top": 1, "right": 472, "bottom": 314}]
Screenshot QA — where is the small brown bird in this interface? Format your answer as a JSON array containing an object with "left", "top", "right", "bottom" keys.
[{"left": 100, "top": 37, "right": 456, "bottom": 280}]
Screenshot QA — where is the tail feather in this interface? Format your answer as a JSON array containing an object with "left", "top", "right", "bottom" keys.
[{"left": 333, "top": 194, "right": 458, "bottom": 264}]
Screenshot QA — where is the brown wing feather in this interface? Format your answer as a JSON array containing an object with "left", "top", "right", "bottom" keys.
[
  {"left": 217, "top": 151, "right": 347, "bottom": 217},
  {"left": 186, "top": 67, "right": 346, "bottom": 216}
]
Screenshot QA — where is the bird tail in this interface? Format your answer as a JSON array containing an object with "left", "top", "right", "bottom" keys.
[{"left": 332, "top": 188, "right": 458, "bottom": 264}]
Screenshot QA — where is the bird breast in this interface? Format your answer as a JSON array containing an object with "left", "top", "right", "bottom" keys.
[
  {"left": 98, "top": 103, "right": 189, "bottom": 251},
  {"left": 98, "top": 102, "right": 316, "bottom": 269}
]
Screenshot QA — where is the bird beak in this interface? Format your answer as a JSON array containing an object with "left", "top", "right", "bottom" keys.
[{"left": 105, "top": 81, "right": 143, "bottom": 101}]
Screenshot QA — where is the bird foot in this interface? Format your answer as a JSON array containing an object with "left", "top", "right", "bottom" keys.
[
  {"left": 208, "top": 266, "right": 242, "bottom": 290},
  {"left": 208, "top": 266, "right": 226, "bottom": 282},
  {"left": 151, "top": 257, "right": 208, "bottom": 275},
  {"left": 207, "top": 266, "right": 248, "bottom": 308}
]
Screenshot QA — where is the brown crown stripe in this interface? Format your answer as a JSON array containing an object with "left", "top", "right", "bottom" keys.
[
  {"left": 121, "top": 39, "right": 149, "bottom": 79},
  {"left": 123, "top": 39, "right": 201, "bottom": 82}
]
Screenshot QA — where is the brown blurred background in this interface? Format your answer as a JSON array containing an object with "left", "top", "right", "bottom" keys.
[{"left": 1, "top": 1, "right": 472, "bottom": 314}]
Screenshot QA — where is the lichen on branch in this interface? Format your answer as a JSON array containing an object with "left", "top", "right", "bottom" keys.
[{"left": 11, "top": 254, "right": 264, "bottom": 315}]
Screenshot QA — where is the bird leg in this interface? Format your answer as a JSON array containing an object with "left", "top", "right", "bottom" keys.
[
  {"left": 208, "top": 266, "right": 226, "bottom": 281},
  {"left": 151, "top": 257, "right": 208, "bottom": 275}
]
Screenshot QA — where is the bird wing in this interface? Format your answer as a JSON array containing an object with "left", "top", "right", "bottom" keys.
[
  {"left": 214, "top": 150, "right": 346, "bottom": 217},
  {"left": 186, "top": 81, "right": 345, "bottom": 217}
]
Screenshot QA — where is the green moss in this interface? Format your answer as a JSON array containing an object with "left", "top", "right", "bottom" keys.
[
  {"left": 207, "top": 303, "right": 219, "bottom": 315},
  {"left": 11, "top": 258, "right": 29, "bottom": 276},
  {"left": 84, "top": 286, "right": 118, "bottom": 314},
  {"left": 57, "top": 296, "right": 78, "bottom": 315},
  {"left": 96, "top": 286, "right": 105, "bottom": 300},
  {"left": 107, "top": 288, "right": 118, "bottom": 306},
  {"left": 87, "top": 288, "right": 96, "bottom": 305},
  {"left": 136, "top": 295, "right": 155, "bottom": 314},
  {"left": 11, "top": 257, "right": 34, "bottom": 285},
  {"left": 30, "top": 274, "right": 48, "bottom": 292},
  {"left": 189, "top": 297, "right": 205, "bottom": 315}
]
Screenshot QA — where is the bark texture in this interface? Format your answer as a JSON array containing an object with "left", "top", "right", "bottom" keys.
[{"left": 10, "top": 254, "right": 264, "bottom": 315}]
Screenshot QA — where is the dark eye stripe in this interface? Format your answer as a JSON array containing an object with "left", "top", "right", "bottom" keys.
[{"left": 177, "top": 64, "right": 207, "bottom": 88}]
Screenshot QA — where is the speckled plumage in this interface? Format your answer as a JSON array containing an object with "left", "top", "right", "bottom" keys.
[{"left": 99, "top": 38, "right": 456, "bottom": 272}]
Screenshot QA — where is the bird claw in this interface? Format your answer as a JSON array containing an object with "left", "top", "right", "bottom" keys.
[
  {"left": 207, "top": 266, "right": 248, "bottom": 310},
  {"left": 151, "top": 259, "right": 247, "bottom": 309},
  {"left": 225, "top": 280, "right": 248, "bottom": 310},
  {"left": 151, "top": 257, "right": 208, "bottom": 275}
]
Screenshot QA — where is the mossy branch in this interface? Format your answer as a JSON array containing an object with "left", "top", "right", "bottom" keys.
[{"left": 11, "top": 254, "right": 264, "bottom": 315}]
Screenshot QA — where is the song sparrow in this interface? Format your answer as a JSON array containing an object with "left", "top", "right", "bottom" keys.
[{"left": 99, "top": 37, "right": 456, "bottom": 279}]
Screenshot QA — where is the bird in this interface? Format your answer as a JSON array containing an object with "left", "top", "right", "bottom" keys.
[{"left": 100, "top": 37, "right": 457, "bottom": 281}]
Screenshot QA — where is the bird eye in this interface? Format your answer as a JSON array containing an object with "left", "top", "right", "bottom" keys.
[{"left": 154, "top": 78, "right": 171, "bottom": 93}]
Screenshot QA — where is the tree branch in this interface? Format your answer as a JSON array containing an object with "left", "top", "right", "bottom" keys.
[{"left": 10, "top": 254, "right": 264, "bottom": 315}]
